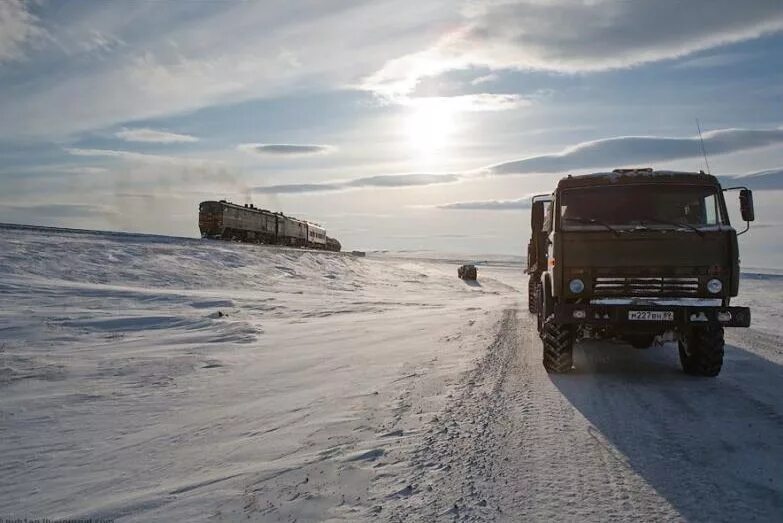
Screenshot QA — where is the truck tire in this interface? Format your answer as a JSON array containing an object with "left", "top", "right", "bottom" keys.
[
  {"left": 541, "top": 316, "right": 574, "bottom": 373},
  {"left": 528, "top": 276, "right": 539, "bottom": 313},
  {"left": 678, "top": 327, "right": 724, "bottom": 377}
]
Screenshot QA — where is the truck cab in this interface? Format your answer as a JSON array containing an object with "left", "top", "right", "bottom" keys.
[{"left": 529, "top": 168, "right": 755, "bottom": 376}]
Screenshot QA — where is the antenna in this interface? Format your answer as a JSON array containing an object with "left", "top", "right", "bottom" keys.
[{"left": 696, "top": 118, "right": 711, "bottom": 174}]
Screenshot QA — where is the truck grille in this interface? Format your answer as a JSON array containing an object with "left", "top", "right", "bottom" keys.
[{"left": 593, "top": 276, "right": 699, "bottom": 296}]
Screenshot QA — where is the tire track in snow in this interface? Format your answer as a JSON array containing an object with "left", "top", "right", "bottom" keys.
[
  {"left": 380, "top": 306, "right": 783, "bottom": 522},
  {"left": 381, "top": 309, "right": 680, "bottom": 521}
]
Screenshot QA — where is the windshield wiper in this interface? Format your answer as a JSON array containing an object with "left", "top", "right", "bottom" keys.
[
  {"left": 564, "top": 216, "right": 621, "bottom": 236},
  {"left": 638, "top": 216, "right": 705, "bottom": 237}
]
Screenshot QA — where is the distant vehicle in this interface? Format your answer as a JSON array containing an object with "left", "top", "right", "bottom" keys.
[
  {"left": 326, "top": 237, "right": 342, "bottom": 252},
  {"left": 458, "top": 264, "right": 477, "bottom": 280},
  {"left": 527, "top": 168, "right": 754, "bottom": 376},
  {"left": 198, "top": 200, "right": 341, "bottom": 252}
]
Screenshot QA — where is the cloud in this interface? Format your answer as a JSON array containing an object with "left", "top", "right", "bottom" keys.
[
  {"left": 67, "top": 147, "right": 148, "bottom": 160},
  {"left": 470, "top": 73, "right": 499, "bottom": 86},
  {"left": 723, "top": 168, "right": 783, "bottom": 190},
  {"left": 436, "top": 167, "right": 783, "bottom": 212},
  {"left": 59, "top": 166, "right": 110, "bottom": 175},
  {"left": 671, "top": 52, "right": 749, "bottom": 70},
  {"left": 78, "top": 30, "right": 125, "bottom": 55},
  {"left": 0, "top": 203, "right": 116, "bottom": 219},
  {"left": 115, "top": 128, "right": 198, "bottom": 143},
  {"left": 2, "top": 1, "right": 782, "bottom": 141},
  {"left": 252, "top": 127, "right": 783, "bottom": 195},
  {"left": 488, "top": 128, "right": 783, "bottom": 175},
  {"left": 0, "top": 2, "right": 456, "bottom": 138},
  {"left": 237, "top": 143, "right": 334, "bottom": 156},
  {"left": 437, "top": 198, "right": 532, "bottom": 211},
  {"left": 254, "top": 183, "right": 341, "bottom": 194},
  {"left": 403, "top": 93, "right": 530, "bottom": 112},
  {"left": 255, "top": 173, "right": 460, "bottom": 194},
  {"left": 347, "top": 173, "right": 460, "bottom": 188},
  {"left": 65, "top": 147, "right": 210, "bottom": 166},
  {"left": 364, "top": 0, "right": 783, "bottom": 96},
  {"left": 0, "top": 0, "right": 45, "bottom": 63}
]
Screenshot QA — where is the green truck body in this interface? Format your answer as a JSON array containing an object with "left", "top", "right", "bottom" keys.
[{"left": 527, "top": 168, "right": 755, "bottom": 376}]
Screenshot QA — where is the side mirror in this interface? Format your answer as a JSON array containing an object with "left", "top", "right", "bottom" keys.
[{"left": 739, "top": 189, "right": 755, "bottom": 222}]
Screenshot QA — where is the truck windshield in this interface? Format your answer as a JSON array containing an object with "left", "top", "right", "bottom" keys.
[{"left": 560, "top": 184, "right": 724, "bottom": 230}]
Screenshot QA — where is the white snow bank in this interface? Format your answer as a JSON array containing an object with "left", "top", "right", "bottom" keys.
[{"left": 0, "top": 226, "right": 520, "bottom": 521}]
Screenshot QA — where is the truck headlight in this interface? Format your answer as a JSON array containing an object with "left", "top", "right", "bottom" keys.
[
  {"left": 569, "top": 278, "right": 585, "bottom": 294},
  {"left": 707, "top": 278, "right": 723, "bottom": 294}
]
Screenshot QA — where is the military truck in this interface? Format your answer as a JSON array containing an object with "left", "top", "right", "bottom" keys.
[
  {"left": 458, "top": 264, "right": 478, "bottom": 280},
  {"left": 527, "top": 168, "right": 754, "bottom": 376}
]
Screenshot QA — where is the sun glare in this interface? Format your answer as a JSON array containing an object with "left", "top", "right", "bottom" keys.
[{"left": 404, "top": 99, "right": 456, "bottom": 160}]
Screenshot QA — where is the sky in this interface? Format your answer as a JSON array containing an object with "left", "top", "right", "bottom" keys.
[{"left": 1, "top": 0, "right": 782, "bottom": 265}]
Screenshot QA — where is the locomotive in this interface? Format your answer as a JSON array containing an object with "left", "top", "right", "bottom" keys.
[{"left": 198, "top": 200, "right": 341, "bottom": 252}]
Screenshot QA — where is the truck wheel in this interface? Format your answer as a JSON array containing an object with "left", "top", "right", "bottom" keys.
[
  {"left": 678, "top": 327, "right": 724, "bottom": 377},
  {"left": 541, "top": 316, "right": 574, "bottom": 373},
  {"left": 528, "top": 276, "right": 539, "bottom": 313}
]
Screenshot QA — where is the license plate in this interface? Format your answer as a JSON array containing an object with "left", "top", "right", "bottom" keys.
[{"left": 628, "top": 310, "right": 673, "bottom": 321}]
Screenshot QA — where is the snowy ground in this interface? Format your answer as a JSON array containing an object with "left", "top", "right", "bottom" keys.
[{"left": 1, "top": 225, "right": 782, "bottom": 521}]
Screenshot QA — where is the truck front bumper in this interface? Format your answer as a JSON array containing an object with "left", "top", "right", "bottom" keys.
[{"left": 554, "top": 303, "right": 750, "bottom": 328}]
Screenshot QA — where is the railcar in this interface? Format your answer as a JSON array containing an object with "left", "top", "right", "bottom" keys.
[
  {"left": 277, "top": 214, "right": 309, "bottom": 247},
  {"left": 307, "top": 223, "right": 327, "bottom": 249},
  {"left": 325, "top": 237, "right": 341, "bottom": 252},
  {"left": 198, "top": 200, "right": 340, "bottom": 251}
]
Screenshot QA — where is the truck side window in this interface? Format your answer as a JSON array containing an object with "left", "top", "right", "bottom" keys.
[{"left": 704, "top": 194, "right": 718, "bottom": 225}]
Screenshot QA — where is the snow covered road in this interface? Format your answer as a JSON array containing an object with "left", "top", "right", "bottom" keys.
[
  {"left": 377, "top": 308, "right": 783, "bottom": 522},
  {"left": 1, "top": 225, "right": 782, "bottom": 521}
]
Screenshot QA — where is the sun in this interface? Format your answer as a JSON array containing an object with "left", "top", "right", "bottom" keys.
[{"left": 404, "top": 98, "right": 456, "bottom": 161}]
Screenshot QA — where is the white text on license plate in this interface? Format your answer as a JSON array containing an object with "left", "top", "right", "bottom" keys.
[{"left": 628, "top": 310, "right": 673, "bottom": 321}]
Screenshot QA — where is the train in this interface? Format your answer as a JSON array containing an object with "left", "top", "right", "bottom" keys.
[{"left": 198, "top": 200, "right": 341, "bottom": 252}]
